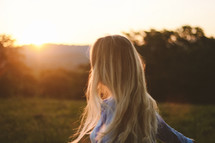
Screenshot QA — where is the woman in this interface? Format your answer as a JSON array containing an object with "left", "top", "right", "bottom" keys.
[{"left": 71, "top": 35, "right": 195, "bottom": 143}]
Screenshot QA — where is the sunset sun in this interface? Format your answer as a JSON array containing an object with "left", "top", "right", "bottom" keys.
[{"left": 16, "top": 20, "right": 58, "bottom": 46}]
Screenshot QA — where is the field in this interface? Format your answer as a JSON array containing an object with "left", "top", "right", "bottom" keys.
[{"left": 0, "top": 97, "right": 214, "bottom": 143}]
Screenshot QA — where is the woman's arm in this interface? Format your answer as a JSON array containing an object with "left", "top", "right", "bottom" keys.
[{"left": 156, "top": 113, "right": 194, "bottom": 143}]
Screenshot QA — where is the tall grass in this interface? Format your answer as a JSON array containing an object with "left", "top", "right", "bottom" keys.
[{"left": 0, "top": 97, "right": 214, "bottom": 143}]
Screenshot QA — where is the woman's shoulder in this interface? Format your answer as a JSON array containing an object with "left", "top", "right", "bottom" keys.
[
  {"left": 103, "top": 96, "right": 115, "bottom": 105},
  {"left": 101, "top": 97, "right": 116, "bottom": 124},
  {"left": 101, "top": 96, "right": 116, "bottom": 111}
]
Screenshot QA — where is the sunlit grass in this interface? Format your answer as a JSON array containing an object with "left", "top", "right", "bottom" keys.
[
  {"left": 0, "top": 97, "right": 85, "bottom": 143},
  {"left": 0, "top": 97, "right": 214, "bottom": 143},
  {"left": 158, "top": 103, "right": 215, "bottom": 143}
]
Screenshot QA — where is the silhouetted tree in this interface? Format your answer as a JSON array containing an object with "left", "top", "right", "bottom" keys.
[
  {"left": 0, "top": 34, "right": 36, "bottom": 97},
  {"left": 124, "top": 25, "right": 215, "bottom": 103}
]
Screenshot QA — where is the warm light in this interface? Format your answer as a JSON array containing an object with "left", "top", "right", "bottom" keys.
[
  {"left": 34, "top": 44, "right": 44, "bottom": 50},
  {"left": 16, "top": 20, "right": 58, "bottom": 45},
  {"left": 1, "top": 0, "right": 214, "bottom": 45},
  {"left": 27, "top": 44, "right": 45, "bottom": 52}
]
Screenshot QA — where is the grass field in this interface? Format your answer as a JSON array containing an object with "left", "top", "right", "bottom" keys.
[{"left": 0, "top": 97, "right": 214, "bottom": 143}]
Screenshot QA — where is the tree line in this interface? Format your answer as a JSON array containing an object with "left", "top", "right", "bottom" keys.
[
  {"left": 0, "top": 25, "right": 214, "bottom": 103},
  {"left": 124, "top": 25, "right": 215, "bottom": 103},
  {"left": 0, "top": 35, "right": 89, "bottom": 99}
]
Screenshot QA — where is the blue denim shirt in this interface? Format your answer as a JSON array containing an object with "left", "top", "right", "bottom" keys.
[{"left": 90, "top": 97, "right": 193, "bottom": 143}]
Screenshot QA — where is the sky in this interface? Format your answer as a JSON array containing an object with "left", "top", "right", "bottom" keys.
[{"left": 0, "top": 0, "right": 215, "bottom": 45}]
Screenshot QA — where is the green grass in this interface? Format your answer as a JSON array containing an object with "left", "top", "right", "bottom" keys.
[{"left": 0, "top": 97, "right": 214, "bottom": 143}]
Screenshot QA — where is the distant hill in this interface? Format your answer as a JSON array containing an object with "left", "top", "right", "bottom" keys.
[{"left": 20, "top": 44, "right": 90, "bottom": 71}]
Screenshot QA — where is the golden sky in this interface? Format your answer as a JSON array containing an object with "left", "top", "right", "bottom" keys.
[{"left": 0, "top": 0, "right": 214, "bottom": 45}]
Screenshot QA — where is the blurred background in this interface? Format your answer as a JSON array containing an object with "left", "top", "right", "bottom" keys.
[{"left": 0, "top": 0, "right": 215, "bottom": 143}]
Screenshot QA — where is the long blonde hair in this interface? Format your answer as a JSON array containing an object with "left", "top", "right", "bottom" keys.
[{"left": 71, "top": 35, "right": 158, "bottom": 143}]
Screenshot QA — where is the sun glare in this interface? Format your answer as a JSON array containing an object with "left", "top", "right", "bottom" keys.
[
  {"left": 34, "top": 44, "right": 44, "bottom": 50},
  {"left": 16, "top": 20, "right": 58, "bottom": 46}
]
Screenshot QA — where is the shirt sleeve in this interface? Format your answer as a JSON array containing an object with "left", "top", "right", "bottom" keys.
[{"left": 156, "top": 113, "right": 194, "bottom": 143}]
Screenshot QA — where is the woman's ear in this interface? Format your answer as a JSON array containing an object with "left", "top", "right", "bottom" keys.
[{"left": 143, "top": 63, "right": 146, "bottom": 70}]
